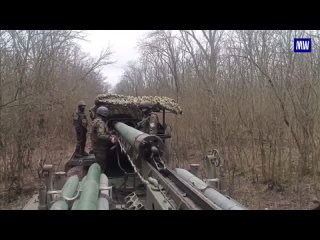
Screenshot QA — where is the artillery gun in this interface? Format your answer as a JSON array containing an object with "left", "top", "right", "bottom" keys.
[{"left": 24, "top": 94, "right": 247, "bottom": 210}]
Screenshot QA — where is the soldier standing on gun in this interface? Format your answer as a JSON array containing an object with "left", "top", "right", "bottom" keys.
[
  {"left": 73, "top": 100, "right": 89, "bottom": 158},
  {"left": 137, "top": 101, "right": 159, "bottom": 135},
  {"left": 90, "top": 106, "right": 118, "bottom": 173}
]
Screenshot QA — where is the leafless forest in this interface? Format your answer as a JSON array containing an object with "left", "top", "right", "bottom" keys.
[
  {"left": 0, "top": 30, "right": 112, "bottom": 207},
  {"left": 1, "top": 30, "right": 320, "bottom": 209}
]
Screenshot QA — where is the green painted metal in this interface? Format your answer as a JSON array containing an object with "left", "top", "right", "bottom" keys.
[
  {"left": 76, "top": 163, "right": 101, "bottom": 210},
  {"left": 71, "top": 199, "right": 79, "bottom": 210},
  {"left": 114, "top": 122, "right": 147, "bottom": 148},
  {"left": 97, "top": 174, "right": 110, "bottom": 210},
  {"left": 175, "top": 168, "right": 246, "bottom": 210},
  {"left": 61, "top": 175, "right": 79, "bottom": 199},
  {"left": 97, "top": 198, "right": 109, "bottom": 210},
  {"left": 114, "top": 122, "right": 164, "bottom": 154},
  {"left": 50, "top": 200, "right": 68, "bottom": 210},
  {"left": 50, "top": 176, "right": 79, "bottom": 210},
  {"left": 71, "top": 176, "right": 86, "bottom": 210},
  {"left": 86, "top": 163, "right": 101, "bottom": 182},
  {"left": 77, "top": 180, "right": 100, "bottom": 210},
  {"left": 145, "top": 183, "right": 173, "bottom": 210}
]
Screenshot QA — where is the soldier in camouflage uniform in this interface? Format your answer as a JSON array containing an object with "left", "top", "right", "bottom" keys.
[
  {"left": 73, "top": 100, "right": 89, "bottom": 158},
  {"left": 137, "top": 102, "right": 159, "bottom": 135},
  {"left": 90, "top": 106, "right": 118, "bottom": 173}
]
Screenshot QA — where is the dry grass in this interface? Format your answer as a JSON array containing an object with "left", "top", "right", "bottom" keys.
[
  {"left": 2, "top": 134, "right": 320, "bottom": 210},
  {"left": 178, "top": 147, "right": 320, "bottom": 210},
  {"left": 230, "top": 175, "right": 320, "bottom": 210},
  {"left": 0, "top": 138, "right": 74, "bottom": 210}
]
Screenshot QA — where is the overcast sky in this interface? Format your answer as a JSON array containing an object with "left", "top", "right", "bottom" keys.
[{"left": 78, "top": 30, "right": 151, "bottom": 87}]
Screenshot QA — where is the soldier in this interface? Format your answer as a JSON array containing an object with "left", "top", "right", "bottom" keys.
[
  {"left": 90, "top": 106, "right": 118, "bottom": 173},
  {"left": 137, "top": 102, "right": 159, "bottom": 134},
  {"left": 89, "top": 105, "right": 97, "bottom": 121},
  {"left": 73, "top": 100, "right": 89, "bottom": 158}
]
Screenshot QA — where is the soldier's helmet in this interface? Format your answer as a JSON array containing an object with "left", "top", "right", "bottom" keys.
[
  {"left": 78, "top": 100, "right": 86, "bottom": 107},
  {"left": 96, "top": 106, "right": 111, "bottom": 118}
]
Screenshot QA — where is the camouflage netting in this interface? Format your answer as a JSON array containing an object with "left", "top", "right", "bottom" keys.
[
  {"left": 89, "top": 103, "right": 142, "bottom": 120},
  {"left": 92, "top": 94, "right": 182, "bottom": 119}
]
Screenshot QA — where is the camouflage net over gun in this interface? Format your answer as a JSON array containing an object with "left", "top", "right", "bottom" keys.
[{"left": 89, "top": 94, "right": 183, "bottom": 120}]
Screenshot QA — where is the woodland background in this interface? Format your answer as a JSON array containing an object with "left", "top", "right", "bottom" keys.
[{"left": 1, "top": 30, "right": 320, "bottom": 209}]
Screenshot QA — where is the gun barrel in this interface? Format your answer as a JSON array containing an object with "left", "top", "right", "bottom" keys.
[
  {"left": 114, "top": 122, "right": 164, "bottom": 155},
  {"left": 175, "top": 168, "right": 247, "bottom": 210}
]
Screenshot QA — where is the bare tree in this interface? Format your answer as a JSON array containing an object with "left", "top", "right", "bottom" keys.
[
  {"left": 114, "top": 30, "right": 320, "bottom": 208},
  {"left": 0, "top": 30, "right": 113, "bottom": 202}
]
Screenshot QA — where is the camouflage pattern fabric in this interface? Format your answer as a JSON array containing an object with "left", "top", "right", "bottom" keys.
[
  {"left": 94, "top": 94, "right": 183, "bottom": 115},
  {"left": 73, "top": 111, "right": 88, "bottom": 154},
  {"left": 90, "top": 116, "right": 112, "bottom": 151},
  {"left": 90, "top": 116, "right": 114, "bottom": 173},
  {"left": 137, "top": 112, "right": 159, "bottom": 134}
]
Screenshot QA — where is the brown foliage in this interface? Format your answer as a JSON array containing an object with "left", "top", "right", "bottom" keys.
[
  {"left": 114, "top": 30, "right": 320, "bottom": 205},
  {"left": 0, "top": 30, "right": 112, "bottom": 198}
]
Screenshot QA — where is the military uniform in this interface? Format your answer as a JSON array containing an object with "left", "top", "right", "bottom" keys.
[
  {"left": 137, "top": 112, "right": 159, "bottom": 134},
  {"left": 90, "top": 117, "right": 112, "bottom": 172},
  {"left": 73, "top": 110, "right": 88, "bottom": 156},
  {"left": 149, "top": 113, "right": 159, "bottom": 134},
  {"left": 89, "top": 105, "right": 98, "bottom": 120}
]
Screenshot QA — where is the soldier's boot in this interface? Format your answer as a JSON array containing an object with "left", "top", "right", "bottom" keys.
[{"left": 80, "top": 144, "right": 89, "bottom": 156}]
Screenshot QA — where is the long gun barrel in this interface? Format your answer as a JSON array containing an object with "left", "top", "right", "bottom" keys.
[
  {"left": 114, "top": 122, "right": 164, "bottom": 159},
  {"left": 175, "top": 168, "right": 247, "bottom": 210},
  {"left": 110, "top": 121, "right": 247, "bottom": 210}
]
